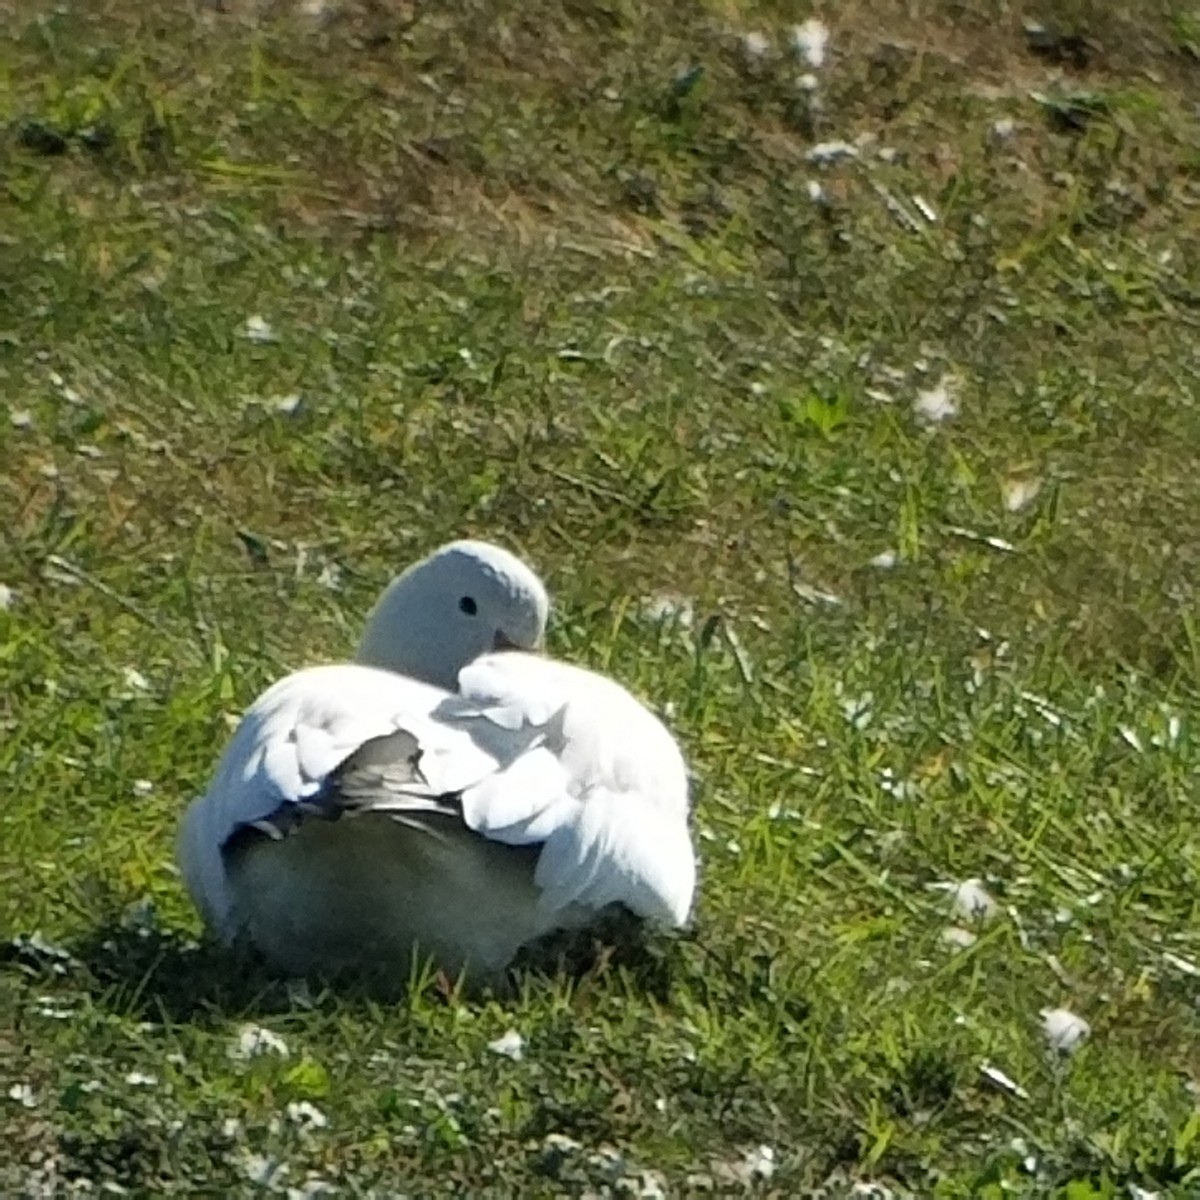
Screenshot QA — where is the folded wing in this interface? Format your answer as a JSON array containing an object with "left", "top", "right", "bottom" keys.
[{"left": 179, "top": 652, "right": 696, "bottom": 951}]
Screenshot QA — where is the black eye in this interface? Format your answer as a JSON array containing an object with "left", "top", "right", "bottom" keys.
[{"left": 458, "top": 596, "right": 478, "bottom": 616}]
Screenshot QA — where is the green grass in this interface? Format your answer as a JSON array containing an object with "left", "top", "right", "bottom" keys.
[{"left": 3, "top": 0, "right": 1200, "bottom": 1193}]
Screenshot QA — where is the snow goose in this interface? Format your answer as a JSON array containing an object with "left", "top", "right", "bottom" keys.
[{"left": 176, "top": 540, "right": 696, "bottom": 984}]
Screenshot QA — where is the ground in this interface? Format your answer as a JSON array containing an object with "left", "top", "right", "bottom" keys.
[{"left": 2, "top": 0, "right": 1200, "bottom": 1194}]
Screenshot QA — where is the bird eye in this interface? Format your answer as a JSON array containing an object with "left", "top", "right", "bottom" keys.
[{"left": 458, "top": 596, "right": 478, "bottom": 616}]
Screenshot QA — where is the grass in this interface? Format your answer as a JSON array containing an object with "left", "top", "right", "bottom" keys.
[{"left": 2, "top": 0, "right": 1200, "bottom": 1192}]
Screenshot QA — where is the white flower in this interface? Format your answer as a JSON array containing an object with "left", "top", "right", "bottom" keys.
[
  {"left": 316, "top": 563, "right": 341, "bottom": 592},
  {"left": 791, "top": 18, "right": 829, "bottom": 68},
  {"left": 286, "top": 1100, "right": 328, "bottom": 1130},
  {"left": 272, "top": 393, "right": 302, "bottom": 415},
  {"left": 7, "top": 1083, "right": 36, "bottom": 1108},
  {"left": 229, "top": 1023, "right": 290, "bottom": 1061},
  {"left": 0, "top": 584, "right": 14, "bottom": 610},
  {"left": 238, "top": 1151, "right": 288, "bottom": 1187},
  {"left": 124, "top": 1071, "right": 158, "bottom": 1087},
  {"left": 639, "top": 593, "right": 695, "bottom": 630},
  {"left": 742, "top": 31, "right": 770, "bottom": 59},
  {"left": 942, "top": 878, "right": 998, "bottom": 922},
  {"left": 941, "top": 926, "right": 977, "bottom": 949},
  {"left": 742, "top": 1144, "right": 776, "bottom": 1180},
  {"left": 243, "top": 314, "right": 278, "bottom": 344},
  {"left": 132, "top": 779, "right": 154, "bottom": 796},
  {"left": 869, "top": 550, "right": 897, "bottom": 569},
  {"left": 9, "top": 410, "right": 33, "bottom": 429},
  {"left": 1002, "top": 476, "right": 1042, "bottom": 512},
  {"left": 487, "top": 1029, "right": 526, "bottom": 1061},
  {"left": 1041, "top": 1007, "right": 1089, "bottom": 1054},
  {"left": 914, "top": 375, "right": 960, "bottom": 423},
  {"left": 121, "top": 666, "right": 150, "bottom": 693}
]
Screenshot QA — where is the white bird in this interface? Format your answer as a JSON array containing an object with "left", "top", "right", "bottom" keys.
[{"left": 177, "top": 539, "right": 696, "bottom": 985}]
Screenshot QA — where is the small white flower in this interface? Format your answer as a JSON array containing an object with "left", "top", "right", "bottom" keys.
[
  {"left": 124, "top": 1071, "right": 158, "bottom": 1088},
  {"left": 1041, "top": 1007, "right": 1090, "bottom": 1054},
  {"left": 796, "top": 71, "right": 820, "bottom": 91},
  {"left": 991, "top": 117, "right": 1016, "bottom": 141},
  {"left": 229, "top": 1023, "right": 290, "bottom": 1061},
  {"left": 9, "top": 409, "right": 33, "bottom": 429},
  {"left": 238, "top": 1151, "right": 288, "bottom": 1187},
  {"left": 272, "top": 393, "right": 302, "bottom": 415},
  {"left": 942, "top": 878, "right": 998, "bottom": 922},
  {"left": 121, "top": 666, "right": 150, "bottom": 692},
  {"left": 869, "top": 550, "right": 897, "bottom": 569},
  {"left": 243, "top": 314, "right": 277, "bottom": 344},
  {"left": 742, "top": 1144, "right": 776, "bottom": 1180},
  {"left": 286, "top": 1100, "right": 328, "bottom": 1129},
  {"left": 315, "top": 563, "right": 341, "bottom": 591},
  {"left": 1002, "top": 476, "right": 1042, "bottom": 512},
  {"left": 132, "top": 779, "right": 154, "bottom": 796},
  {"left": 639, "top": 592, "right": 695, "bottom": 630},
  {"left": 841, "top": 692, "right": 873, "bottom": 729},
  {"left": 487, "top": 1029, "right": 526, "bottom": 1061},
  {"left": 0, "top": 583, "right": 14, "bottom": 610},
  {"left": 742, "top": 31, "right": 770, "bottom": 59},
  {"left": 805, "top": 179, "right": 825, "bottom": 203},
  {"left": 914, "top": 375, "right": 960, "bottom": 423},
  {"left": 791, "top": 18, "right": 829, "bottom": 68},
  {"left": 7, "top": 1083, "right": 36, "bottom": 1108},
  {"left": 941, "top": 926, "right": 977, "bottom": 949}
]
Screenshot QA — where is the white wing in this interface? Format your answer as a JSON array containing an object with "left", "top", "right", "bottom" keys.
[
  {"left": 451, "top": 652, "right": 696, "bottom": 926},
  {"left": 179, "top": 653, "right": 695, "bottom": 950},
  {"left": 176, "top": 663, "right": 501, "bottom": 940}
]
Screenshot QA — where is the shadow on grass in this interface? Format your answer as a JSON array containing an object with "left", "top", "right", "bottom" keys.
[
  {"left": 17, "top": 922, "right": 293, "bottom": 1024},
  {"left": 4, "top": 906, "right": 699, "bottom": 1024}
]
